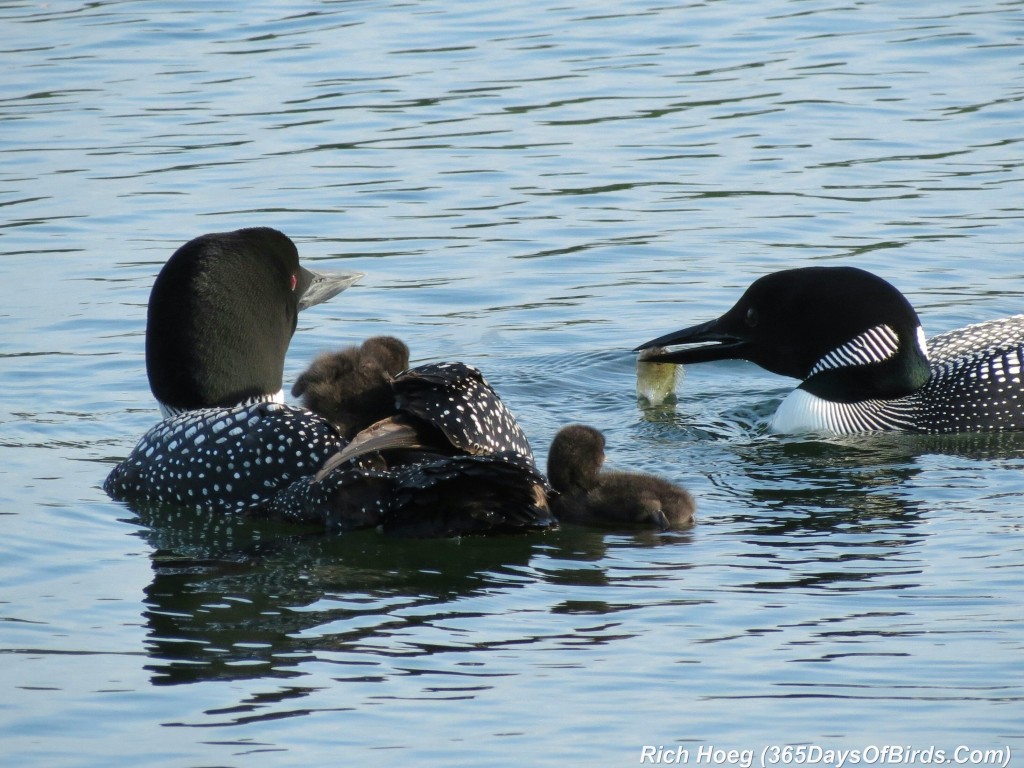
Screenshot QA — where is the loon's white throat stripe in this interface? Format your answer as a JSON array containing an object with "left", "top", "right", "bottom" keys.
[
  {"left": 808, "top": 324, "right": 900, "bottom": 377},
  {"left": 158, "top": 389, "right": 285, "bottom": 420}
]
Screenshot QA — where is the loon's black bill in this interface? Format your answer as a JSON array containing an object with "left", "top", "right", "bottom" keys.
[
  {"left": 634, "top": 318, "right": 750, "bottom": 364},
  {"left": 298, "top": 267, "right": 364, "bottom": 311}
]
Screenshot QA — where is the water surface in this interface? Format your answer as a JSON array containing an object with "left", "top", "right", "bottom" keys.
[{"left": 2, "top": 2, "right": 1023, "bottom": 766}]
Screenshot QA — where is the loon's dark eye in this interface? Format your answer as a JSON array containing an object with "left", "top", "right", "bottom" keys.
[
  {"left": 290, "top": 273, "right": 298, "bottom": 292},
  {"left": 745, "top": 307, "right": 759, "bottom": 327}
]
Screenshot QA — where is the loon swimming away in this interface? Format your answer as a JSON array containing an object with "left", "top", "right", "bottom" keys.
[
  {"left": 635, "top": 266, "right": 1024, "bottom": 435},
  {"left": 265, "top": 355, "right": 555, "bottom": 537},
  {"left": 547, "top": 424, "right": 695, "bottom": 530},
  {"left": 104, "top": 227, "right": 363, "bottom": 512}
]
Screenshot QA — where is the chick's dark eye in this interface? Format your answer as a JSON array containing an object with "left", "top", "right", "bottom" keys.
[{"left": 745, "top": 307, "right": 759, "bottom": 327}]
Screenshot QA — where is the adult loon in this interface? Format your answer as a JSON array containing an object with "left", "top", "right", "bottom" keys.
[
  {"left": 635, "top": 266, "right": 1024, "bottom": 435},
  {"left": 265, "top": 347, "right": 554, "bottom": 537},
  {"left": 104, "top": 227, "right": 363, "bottom": 512},
  {"left": 104, "top": 230, "right": 553, "bottom": 536},
  {"left": 547, "top": 424, "right": 695, "bottom": 530}
]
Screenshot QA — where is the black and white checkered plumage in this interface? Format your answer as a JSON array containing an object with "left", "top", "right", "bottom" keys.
[
  {"left": 637, "top": 266, "right": 1024, "bottom": 435},
  {"left": 104, "top": 402, "right": 346, "bottom": 513},
  {"left": 391, "top": 362, "right": 535, "bottom": 458},
  {"left": 825, "top": 315, "right": 1024, "bottom": 433}
]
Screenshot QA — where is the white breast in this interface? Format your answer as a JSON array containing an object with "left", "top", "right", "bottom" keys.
[
  {"left": 769, "top": 388, "right": 915, "bottom": 435},
  {"left": 770, "top": 389, "right": 843, "bottom": 435}
]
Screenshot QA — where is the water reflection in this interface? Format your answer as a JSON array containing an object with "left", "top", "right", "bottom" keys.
[
  {"left": 128, "top": 493, "right": 706, "bottom": 693},
  {"left": 721, "top": 431, "right": 1024, "bottom": 594},
  {"left": 131, "top": 501, "right": 547, "bottom": 685}
]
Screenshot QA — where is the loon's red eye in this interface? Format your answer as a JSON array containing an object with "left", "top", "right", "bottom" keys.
[{"left": 290, "top": 273, "right": 298, "bottom": 292}]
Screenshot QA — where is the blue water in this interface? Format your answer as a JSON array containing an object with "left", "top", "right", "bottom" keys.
[{"left": 3, "top": 2, "right": 1023, "bottom": 766}]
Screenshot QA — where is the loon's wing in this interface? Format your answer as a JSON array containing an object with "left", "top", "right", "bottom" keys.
[
  {"left": 918, "top": 315, "right": 1024, "bottom": 432},
  {"left": 392, "top": 362, "right": 535, "bottom": 459},
  {"left": 926, "top": 315, "right": 1024, "bottom": 363}
]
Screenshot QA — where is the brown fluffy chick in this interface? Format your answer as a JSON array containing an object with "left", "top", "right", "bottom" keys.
[
  {"left": 547, "top": 424, "right": 695, "bottom": 530},
  {"left": 292, "top": 336, "right": 409, "bottom": 438}
]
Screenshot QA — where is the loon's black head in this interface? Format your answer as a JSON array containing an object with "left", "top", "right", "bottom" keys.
[
  {"left": 636, "top": 266, "right": 932, "bottom": 402},
  {"left": 145, "top": 227, "right": 363, "bottom": 412}
]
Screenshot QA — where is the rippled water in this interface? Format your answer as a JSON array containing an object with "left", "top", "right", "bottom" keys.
[{"left": 3, "top": 1, "right": 1024, "bottom": 766}]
